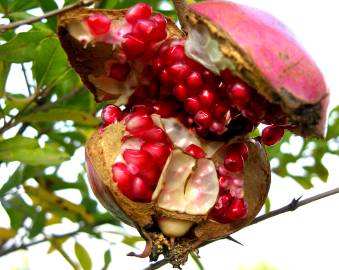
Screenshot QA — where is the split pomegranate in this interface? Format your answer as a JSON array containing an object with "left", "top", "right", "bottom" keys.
[{"left": 58, "top": 1, "right": 328, "bottom": 267}]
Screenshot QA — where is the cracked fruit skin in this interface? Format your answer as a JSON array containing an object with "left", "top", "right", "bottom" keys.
[{"left": 57, "top": 1, "right": 329, "bottom": 268}]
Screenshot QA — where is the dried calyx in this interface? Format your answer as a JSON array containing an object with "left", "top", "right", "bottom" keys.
[{"left": 58, "top": 1, "right": 328, "bottom": 267}]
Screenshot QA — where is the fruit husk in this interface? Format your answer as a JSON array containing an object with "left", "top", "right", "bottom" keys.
[
  {"left": 85, "top": 122, "right": 270, "bottom": 267},
  {"left": 186, "top": 1, "right": 329, "bottom": 138},
  {"left": 58, "top": 8, "right": 184, "bottom": 102}
]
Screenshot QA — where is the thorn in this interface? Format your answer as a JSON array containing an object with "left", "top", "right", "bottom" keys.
[
  {"left": 226, "top": 235, "right": 244, "bottom": 246},
  {"left": 289, "top": 195, "right": 303, "bottom": 211}
]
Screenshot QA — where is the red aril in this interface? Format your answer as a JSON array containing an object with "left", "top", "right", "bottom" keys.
[
  {"left": 122, "top": 34, "right": 146, "bottom": 59},
  {"left": 168, "top": 63, "right": 191, "bottom": 81},
  {"left": 131, "top": 176, "right": 153, "bottom": 202},
  {"left": 173, "top": 84, "right": 188, "bottom": 101},
  {"left": 199, "top": 89, "right": 215, "bottom": 108},
  {"left": 138, "top": 126, "right": 168, "bottom": 142},
  {"left": 184, "top": 144, "right": 206, "bottom": 158},
  {"left": 125, "top": 114, "right": 154, "bottom": 134},
  {"left": 186, "top": 72, "right": 203, "bottom": 91},
  {"left": 101, "top": 105, "right": 123, "bottom": 125},
  {"left": 152, "top": 101, "right": 174, "bottom": 117},
  {"left": 227, "top": 143, "right": 249, "bottom": 161},
  {"left": 125, "top": 3, "right": 152, "bottom": 24},
  {"left": 184, "top": 97, "right": 201, "bottom": 114},
  {"left": 262, "top": 125, "right": 285, "bottom": 146},
  {"left": 224, "top": 152, "right": 244, "bottom": 172},
  {"left": 224, "top": 198, "right": 248, "bottom": 221},
  {"left": 228, "top": 82, "right": 251, "bottom": 109},
  {"left": 141, "top": 142, "right": 171, "bottom": 167},
  {"left": 150, "top": 14, "right": 167, "bottom": 30},
  {"left": 208, "top": 194, "right": 232, "bottom": 221},
  {"left": 132, "top": 19, "right": 156, "bottom": 41},
  {"left": 194, "top": 110, "right": 213, "bottom": 128},
  {"left": 86, "top": 14, "right": 111, "bottom": 35},
  {"left": 123, "top": 149, "right": 153, "bottom": 169}
]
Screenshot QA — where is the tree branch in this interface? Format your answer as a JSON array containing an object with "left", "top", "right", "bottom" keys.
[
  {"left": 172, "top": 0, "right": 188, "bottom": 32},
  {"left": 0, "top": 0, "right": 99, "bottom": 33},
  {"left": 143, "top": 187, "right": 339, "bottom": 270}
]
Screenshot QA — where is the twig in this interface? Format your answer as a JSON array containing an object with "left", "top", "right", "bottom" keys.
[
  {"left": 21, "top": 64, "right": 32, "bottom": 95},
  {"left": 172, "top": 0, "right": 188, "bottom": 32},
  {"left": 143, "top": 187, "right": 339, "bottom": 270},
  {"left": 0, "top": 0, "right": 98, "bottom": 32}
]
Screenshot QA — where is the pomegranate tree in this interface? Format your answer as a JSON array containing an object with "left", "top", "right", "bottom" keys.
[{"left": 58, "top": 1, "right": 328, "bottom": 267}]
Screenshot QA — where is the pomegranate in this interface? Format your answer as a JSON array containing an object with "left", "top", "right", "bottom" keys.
[{"left": 58, "top": 1, "right": 328, "bottom": 267}]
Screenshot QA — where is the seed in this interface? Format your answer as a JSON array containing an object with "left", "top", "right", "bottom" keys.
[
  {"left": 152, "top": 101, "right": 174, "bottom": 117},
  {"left": 227, "top": 143, "right": 249, "bottom": 161},
  {"left": 109, "top": 63, "right": 131, "bottom": 81},
  {"left": 199, "top": 89, "right": 215, "bottom": 108},
  {"left": 132, "top": 19, "right": 156, "bottom": 41},
  {"left": 150, "top": 14, "right": 167, "bottom": 29},
  {"left": 208, "top": 194, "right": 232, "bottom": 222},
  {"left": 112, "top": 162, "right": 134, "bottom": 198},
  {"left": 224, "top": 198, "right": 247, "bottom": 221},
  {"left": 184, "top": 144, "right": 206, "bottom": 158},
  {"left": 229, "top": 82, "right": 251, "bottom": 109},
  {"left": 194, "top": 110, "right": 213, "bottom": 128},
  {"left": 123, "top": 149, "right": 153, "bottom": 169},
  {"left": 164, "top": 45, "right": 186, "bottom": 65},
  {"left": 224, "top": 151, "right": 244, "bottom": 172},
  {"left": 168, "top": 63, "right": 191, "bottom": 82},
  {"left": 126, "top": 114, "right": 154, "bottom": 134},
  {"left": 86, "top": 14, "right": 111, "bottom": 35},
  {"left": 141, "top": 142, "right": 171, "bottom": 167},
  {"left": 122, "top": 34, "right": 146, "bottom": 59},
  {"left": 186, "top": 72, "right": 203, "bottom": 91},
  {"left": 125, "top": 3, "right": 152, "bottom": 25},
  {"left": 184, "top": 97, "right": 201, "bottom": 115},
  {"left": 261, "top": 125, "right": 284, "bottom": 146},
  {"left": 173, "top": 84, "right": 187, "bottom": 101},
  {"left": 131, "top": 176, "right": 153, "bottom": 202},
  {"left": 138, "top": 126, "right": 168, "bottom": 142},
  {"left": 101, "top": 105, "right": 123, "bottom": 125}
]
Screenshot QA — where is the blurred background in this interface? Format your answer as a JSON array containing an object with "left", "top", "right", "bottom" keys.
[{"left": 0, "top": 0, "right": 338, "bottom": 269}]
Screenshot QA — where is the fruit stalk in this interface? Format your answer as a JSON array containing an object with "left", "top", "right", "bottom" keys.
[{"left": 172, "top": 0, "right": 189, "bottom": 32}]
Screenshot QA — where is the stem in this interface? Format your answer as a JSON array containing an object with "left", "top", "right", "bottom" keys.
[
  {"left": 21, "top": 64, "right": 32, "bottom": 95},
  {"left": 172, "top": 0, "right": 188, "bottom": 32},
  {"left": 0, "top": 0, "right": 99, "bottom": 32}
]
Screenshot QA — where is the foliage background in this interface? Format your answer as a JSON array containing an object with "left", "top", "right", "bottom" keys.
[{"left": 0, "top": 0, "right": 338, "bottom": 269}]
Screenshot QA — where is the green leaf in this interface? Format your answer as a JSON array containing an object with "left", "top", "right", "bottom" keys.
[
  {"left": 0, "top": 136, "right": 38, "bottom": 151},
  {"left": 102, "top": 249, "right": 112, "bottom": 270},
  {"left": 19, "top": 108, "right": 100, "bottom": 126},
  {"left": 74, "top": 242, "right": 92, "bottom": 270},
  {"left": 8, "top": 0, "right": 39, "bottom": 13},
  {"left": 0, "top": 165, "right": 23, "bottom": 196},
  {"left": 0, "top": 146, "right": 69, "bottom": 166},
  {"left": 29, "top": 210, "right": 46, "bottom": 238},
  {"left": 98, "top": 0, "right": 118, "bottom": 9},
  {"left": 33, "top": 37, "right": 70, "bottom": 88},
  {"left": 264, "top": 197, "right": 271, "bottom": 214},
  {"left": 0, "top": 30, "right": 51, "bottom": 63},
  {"left": 122, "top": 235, "right": 144, "bottom": 247},
  {"left": 190, "top": 252, "right": 204, "bottom": 270},
  {"left": 0, "top": 61, "right": 10, "bottom": 96},
  {"left": 37, "top": 0, "right": 58, "bottom": 30}
]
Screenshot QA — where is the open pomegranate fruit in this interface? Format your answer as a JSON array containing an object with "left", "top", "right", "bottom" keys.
[{"left": 58, "top": 1, "right": 328, "bottom": 267}]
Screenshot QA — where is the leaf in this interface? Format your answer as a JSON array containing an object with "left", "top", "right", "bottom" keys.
[
  {"left": 19, "top": 108, "right": 100, "bottom": 126},
  {"left": 74, "top": 242, "right": 92, "bottom": 270},
  {"left": 29, "top": 210, "right": 46, "bottom": 238},
  {"left": 25, "top": 185, "right": 95, "bottom": 224},
  {"left": 0, "top": 30, "right": 51, "bottom": 63},
  {"left": 0, "top": 227, "right": 16, "bottom": 243},
  {"left": 98, "top": 0, "right": 118, "bottom": 9},
  {"left": 0, "top": 165, "right": 23, "bottom": 196},
  {"left": 102, "top": 249, "right": 112, "bottom": 270},
  {"left": 190, "top": 252, "right": 204, "bottom": 270},
  {"left": 0, "top": 135, "right": 38, "bottom": 151},
  {"left": 33, "top": 37, "right": 70, "bottom": 88},
  {"left": 0, "top": 61, "right": 10, "bottom": 96},
  {"left": 122, "top": 235, "right": 144, "bottom": 247},
  {"left": 8, "top": 0, "right": 39, "bottom": 13},
  {"left": 264, "top": 197, "right": 271, "bottom": 214},
  {"left": 47, "top": 237, "right": 68, "bottom": 253},
  {"left": 0, "top": 146, "right": 69, "bottom": 166}
]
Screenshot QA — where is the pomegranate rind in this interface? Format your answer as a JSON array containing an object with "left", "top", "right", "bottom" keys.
[
  {"left": 58, "top": 8, "right": 184, "bottom": 102},
  {"left": 85, "top": 121, "right": 270, "bottom": 258},
  {"left": 187, "top": 1, "right": 329, "bottom": 137}
]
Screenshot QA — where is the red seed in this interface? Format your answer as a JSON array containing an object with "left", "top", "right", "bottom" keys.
[
  {"left": 132, "top": 105, "right": 153, "bottom": 115},
  {"left": 123, "top": 149, "right": 153, "bottom": 169},
  {"left": 109, "top": 63, "right": 131, "bottom": 81},
  {"left": 112, "top": 162, "right": 134, "bottom": 198},
  {"left": 220, "top": 69, "right": 234, "bottom": 83},
  {"left": 227, "top": 143, "right": 249, "bottom": 161},
  {"left": 173, "top": 84, "right": 187, "bottom": 101},
  {"left": 150, "top": 26, "right": 167, "bottom": 42},
  {"left": 160, "top": 69, "right": 172, "bottom": 85},
  {"left": 163, "top": 45, "right": 186, "bottom": 65},
  {"left": 224, "top": 198, "right": 247, "bottom": 221},
  {"left": 150, "top": 14, "right": 167, "bottom": 29},
  {"left": 209, "top": 121, "right": 227, "bottom": 135},
  {"left": 132, "top": 19, "right": 156, "bottom": 41},
  {"left": 213, "top": 103, "right": 229, "bottom": 119},
  {"left": 209, "top": 194, "right": 232, "bottom": 221},
  {"left": 141, "top": 142, "right": 171, "bottom": 167},
  {"left": 184, "top": 144, "right": 206, "bottom": 158},
  {"left": 152, "top": 57, "right": 163, "bottom": 73},
  {"left": 86, "top": 14, "right": 111, "bottom": 35},
  {"left": 152, "top": 101, "right": 174, "bottom": 117},
  {"left": 202, "top": 70, "right": 218, "bottom": 85},
  {"left": 138, "top": 165, "right": 160, "bottom": 187},
  {"left": 184, "top": 97, "right": 201, "bottom": 114},
  {"left": 229, "top": 82, "right": 251, "bottom": 108},
  {"left": 261, "top": 125, "right": 284, "bottom": 146},
  {"left": 194, "top": 110, "right": 213, "bottom": 128},
  {"left": 131, "top": 176, "right": 153, "bottom": 202},
  {"left": 122, "top": 34, "right": 146, "bottom": 59},
  {"left": 186, "top": 72, "right": 203, "bottom": 91},
  {"left": 168, "top": 63, "right": 191, "bottom": 81},
  {"left": 125, "top": 3, "right": 152, "bottom": 25},
  {"left": 138, "top": 126, "right": 168, "bottom": 142},
  {"left": 126, "top": 114, "right": 154, "bottom": 134},
  {"left": 199, "top": 89, "right": 215, "bottom": 108},
  {"left": 101, "top": 105, "right": 123, "bottom": 125},
  {"left": 224, "top": 151, "right": 244, "bottom": 172}
]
